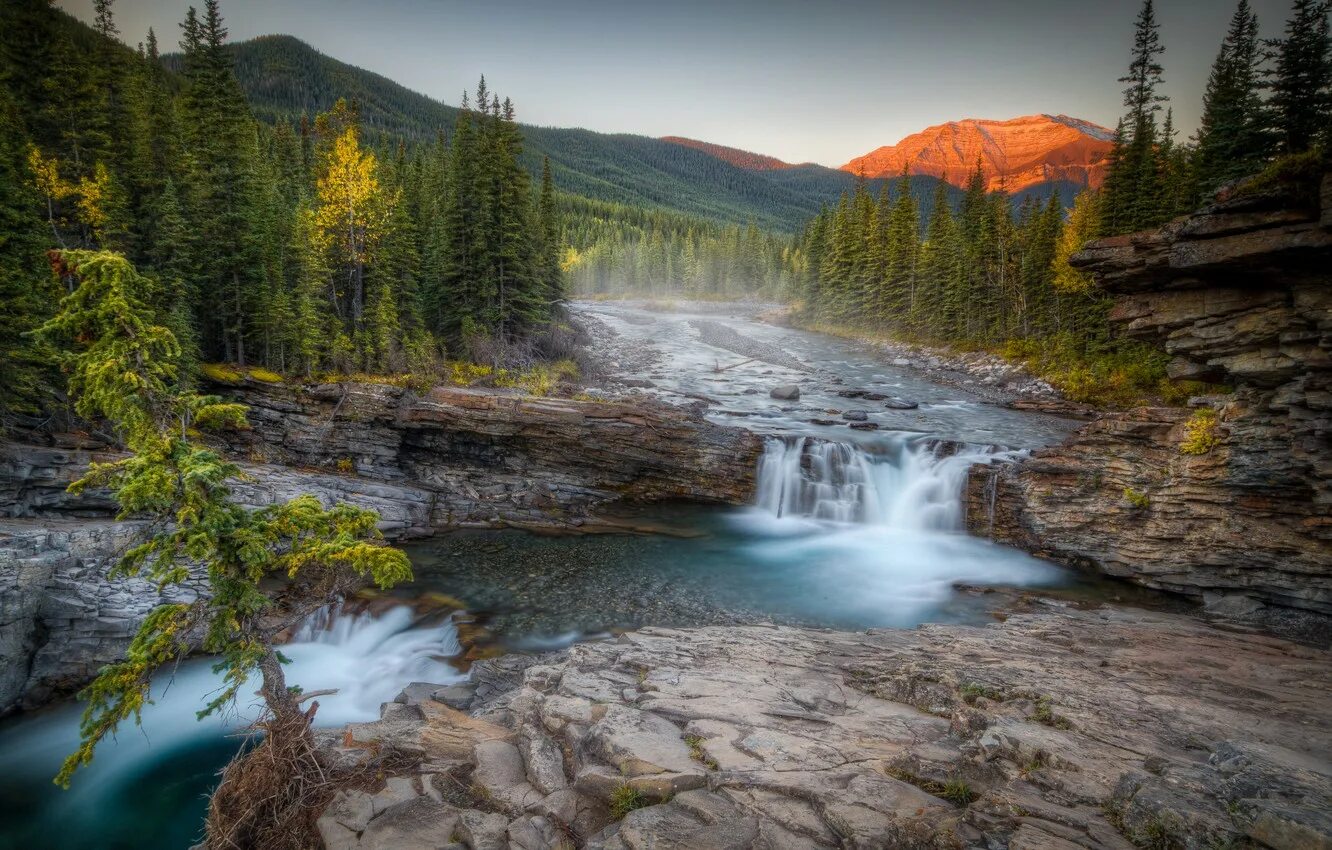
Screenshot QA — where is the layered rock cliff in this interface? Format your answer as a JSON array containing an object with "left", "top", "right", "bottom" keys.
[
  {"left": 0, "top": 384, "right": 762, "bottom": 711},
  {"left": 967, "top": 176, "right": 1332, "bottom": 634},
  {"left": 841, "top": 114, "right": 1114, "bottom": 194}
]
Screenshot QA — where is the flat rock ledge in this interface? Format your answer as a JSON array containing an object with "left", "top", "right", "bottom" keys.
[{"left": 313, "top": 604, "right": 1331, "bottom": 850}]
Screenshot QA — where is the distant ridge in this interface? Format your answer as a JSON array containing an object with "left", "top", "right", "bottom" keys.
[
  {"left": 660, "top": 137, "right": 800, "bottom": 171},
  {"left": 840, "top": 114, "right": 1115, "bottom": 194}
]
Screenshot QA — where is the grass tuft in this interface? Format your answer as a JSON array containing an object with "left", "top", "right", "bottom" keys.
[{"left": 609, "top": 785, "right": 649, "bottom": 820}]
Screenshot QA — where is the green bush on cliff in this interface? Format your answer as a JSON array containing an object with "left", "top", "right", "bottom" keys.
[
  {"left": 1123, "top": 487, "right": 1151, "bottom": 511},
  {"left": 1180, "top": 408, "right": 1221, "bottom": 455}
]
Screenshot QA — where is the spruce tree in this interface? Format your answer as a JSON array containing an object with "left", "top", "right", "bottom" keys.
[
  {"left": 1195, "top": 0, "right": 1268, "bottom": 194},
  {"left": 1266, "top": 0, "right": 1332, "bottom": 154},
  {"left": 1102, "top": 0, "right": 1169, "bottom": 234}
]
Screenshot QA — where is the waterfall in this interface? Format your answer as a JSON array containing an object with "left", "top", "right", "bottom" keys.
[
  {"left": 754, "top": 434, "right": 1004, "bottom": 530},
  {"left": 0, "top": 602, "right": 467, "bottom": 828}
]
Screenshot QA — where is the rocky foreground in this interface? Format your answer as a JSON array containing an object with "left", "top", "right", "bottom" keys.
[{"left": 314, "top": 602, "right": 1330, "bottom": 850}]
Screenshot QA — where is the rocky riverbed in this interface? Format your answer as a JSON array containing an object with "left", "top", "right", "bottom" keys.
[{"left": 312, "top": 601, "right": 1332, "bottom": 850}]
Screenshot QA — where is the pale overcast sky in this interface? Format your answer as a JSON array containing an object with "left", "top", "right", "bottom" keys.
[{"left": 58, "top": 0, "right": 1301, "bottom": 166}]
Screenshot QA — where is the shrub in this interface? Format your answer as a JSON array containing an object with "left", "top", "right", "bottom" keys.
[
  {"left": 335, "top": 457, "right": 354, "bottom": 474},
  {"left": 1123, "top": 487, "right": 1151, "bottom": 510},
  {"left": 998, "top": 333, "right": 1169, "bottom": 409},
  {"left": 1180, "top": 408, "right": 1220, "bottom": 455}
]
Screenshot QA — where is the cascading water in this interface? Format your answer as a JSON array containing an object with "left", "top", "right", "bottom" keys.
[
  {"left": 754, "top": 434, "right": 999, "bottom": 529},
  {"left": 0, "top": 603, "right": 466, "bottom": 849},
  {"left": 734, "top": 432, "right": 1057, "bottom": 625}
]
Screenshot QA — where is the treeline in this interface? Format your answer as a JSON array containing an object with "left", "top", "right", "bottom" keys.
[
  {"left": 562, "top": 196, "right": 795, "bottom": 300},
  {"left": 792, "top": 0, "right": 1329, "bottom": 406},
  {"left": 1, "top": 0, "right": 562, "bottom": 422},
  {"left": 794, "top": 172, "right": 1104, "bottom": 347},
  {"left": 1101, "top": 0, "right": 1331, "bottom": 235}
]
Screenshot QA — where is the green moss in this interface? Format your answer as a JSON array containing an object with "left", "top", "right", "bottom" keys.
[
  {"left": 1180, "top": 407, "right": 1220, "bottom": 455},
  {"left": 200, "top": 362, "right": 244, "bottom": 384},
  {"left": 246, "top": 366, "right": 283, "bottom": 384},
  {"left": 609, "top": 785, "right": 649, "bottom": 820},
  {"left": 960, "top": 682, "right": 1003, "bottom": 705},
  {"left": 1033, "top": 697, "right": 1075, "bottom": 730},
  {"left": 1232, "top": 147, "right": 1328, "bottom": 206}
]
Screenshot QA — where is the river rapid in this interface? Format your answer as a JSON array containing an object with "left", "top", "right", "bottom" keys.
[{"left": 0, "top": 301, "right": 1124, "bottom": 849}]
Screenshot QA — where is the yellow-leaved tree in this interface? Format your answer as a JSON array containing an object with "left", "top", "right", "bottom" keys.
[{"left": 312, "top": 101, "right": 396, "bottom": 352}]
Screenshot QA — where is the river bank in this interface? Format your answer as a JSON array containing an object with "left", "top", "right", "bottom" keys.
[{"left": 311, "top": 601, "right": 1332, "bottom": 850}]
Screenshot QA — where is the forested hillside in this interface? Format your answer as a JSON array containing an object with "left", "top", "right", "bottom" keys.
[
  {"left": 173, "top": 34, "right": 964, "bottom": 232},
  {"left": 0, "top": 0, "right": 566, "bottom": 425}
]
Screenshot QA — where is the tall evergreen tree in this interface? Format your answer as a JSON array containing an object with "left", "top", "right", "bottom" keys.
[
  {"left": 1102, "top": 0, "right": 1169, "bottom": 235},
  {"left": 1195, "top": 0, "right": 1269, "bottom": 193},
  {"left": 1266, "top": 0, "right": 1332, "bottom": 153}
]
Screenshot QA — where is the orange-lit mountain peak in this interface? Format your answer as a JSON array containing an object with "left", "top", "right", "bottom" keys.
[{"left": 840, "top": 114, "right": 1115, "bottom": 193}]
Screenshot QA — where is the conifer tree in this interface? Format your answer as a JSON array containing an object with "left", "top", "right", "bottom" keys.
[
  {"left": 1101, "top": 0, "right": 1169, "bottom": 234},
  {"left": 39, "top": 251, "right": 411, "bottom": 850},
  {"left": 1195, "top": 0, "right": 1268, "bottom": 194},
  {"left": 1266, "top": 0, "right": 1332, "bottom": 153}
]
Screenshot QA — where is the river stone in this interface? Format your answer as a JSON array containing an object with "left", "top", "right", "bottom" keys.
[
  {"left": 585, "top": 704, "right": 696, "bottom": 776},
  {"left": 842, "top": 410, "right": 869, "bottom": 422},
  {"left": 849, "top": 421, "right": 879, "bottom": 431},
  {"left": 359, "top": 796, "right": 460, "bottom": 850},
  {"left": 521, "top": 728, "right": 569, "bottom": 794},
  {"left": 883, "top": 399, "right": 919, "bottom": 410},
  {"left": 509, "top": 814, "right": 574, "bottom": 850},
  {"left": 432, "top": 682, "right": 477, "bottom": 710},
  {"left": 457, "top": 810, "right": 509, "bottom": 850},
  {"left": 769, "top": 384, "right": 800, "bottom": 400}
]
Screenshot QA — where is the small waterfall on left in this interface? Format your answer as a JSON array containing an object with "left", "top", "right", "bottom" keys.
[{"left": 0, "top": 602, "right": 466, "bottom": 849}]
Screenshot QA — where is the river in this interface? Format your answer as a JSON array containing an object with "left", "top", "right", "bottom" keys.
[{"left": 0, "top": 303, "right": 1146, "bottom": 849}]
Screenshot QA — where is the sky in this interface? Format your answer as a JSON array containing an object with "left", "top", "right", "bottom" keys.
[{"left": 58, "top": 0, "right": 1298, "bottom": 167}]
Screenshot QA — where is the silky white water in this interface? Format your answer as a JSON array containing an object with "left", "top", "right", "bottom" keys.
[
  {"left": 0, "top": 604, "right": 465, "bottom": 847},
  {"left": 733, "top": 434, "right": 1057, "bottom": 621}
]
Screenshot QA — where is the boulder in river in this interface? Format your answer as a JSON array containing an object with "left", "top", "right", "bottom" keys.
[
  {"left": 849, "top": 421, "right": 879, "bottom": 430},
  {"left": 769, "top": 384, "right": 800, "bottom": 400},
  {"left": 883, "top": 398, "right": 919, "bottom": 410},
  {"left": 842, "top": 410, "right": 869, "bottom": 421}
]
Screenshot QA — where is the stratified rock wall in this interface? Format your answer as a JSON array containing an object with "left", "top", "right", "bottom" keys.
[
  {"left": 967, "top": 177, "right": 1332, "bottom": 630},
  {"left": 0, "top": 386, "right": 761, "bottom": 712}
]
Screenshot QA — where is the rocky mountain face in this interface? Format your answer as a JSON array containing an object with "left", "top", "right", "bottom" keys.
[
  {"left": 312, "top": 604, "right": 1331, "bottom": 850},
  {"left": 841, "top": 114, "right": 1114, "bottom": 194},
  {"left": 0, "top": 384, "right": 761, "bottom": 712},
  {"left": 967, "top": 175, "right": 1332, "bottom": 636}
]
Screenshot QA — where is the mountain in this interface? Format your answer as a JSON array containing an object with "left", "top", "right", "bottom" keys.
[
  {"left": 659, "top": 137, "right": 799, "bottom": 171},
  {"left": 190, "top": 35, "right": 884, "bottom": 232},
  {"left": 173, "top": 36, "right": 1073, "bottom": 230},
  {"left": 840, "top": 114, "right": 1115, "bottom": 195}
]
